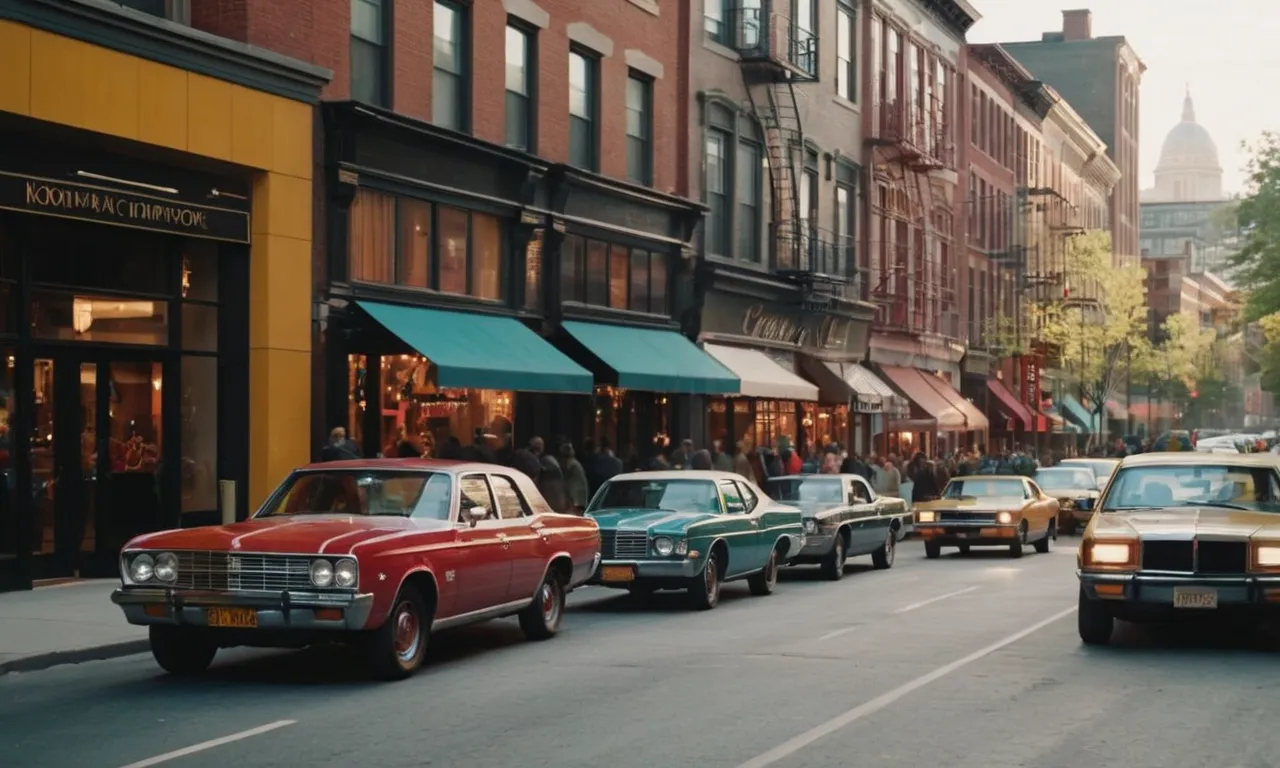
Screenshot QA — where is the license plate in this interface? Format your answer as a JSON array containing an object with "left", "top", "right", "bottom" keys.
[
  {"left": 955, "top": 531, "right": 972, "bottom": 538},
  {"left": 206, "top": 607, "right": 258, "bottom": 628},
  {"left": 1173, "top": 588, "right": 1218, "bottom": 609},
  {"left": 599, "top": 565, "right": 635, "bottom": 582}
]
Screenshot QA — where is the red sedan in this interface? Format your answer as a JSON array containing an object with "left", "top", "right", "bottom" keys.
[{"left": 111, "top": 459, "right": 601, "bottom": 680}]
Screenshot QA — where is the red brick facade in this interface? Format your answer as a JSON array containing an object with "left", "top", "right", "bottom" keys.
[{"left": 193, "top": 0, "right": 681, "bottom": 193}]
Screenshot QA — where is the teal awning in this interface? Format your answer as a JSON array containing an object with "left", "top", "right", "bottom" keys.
[
  {"left": 561, "top": 321, "right": 740, "bottom": 394},
  {"left": 1060, "top": 394, "right": 1101, "bottom": 433},
  {"left": 357, "top": 301, "right": 593, "bottom": 393}
]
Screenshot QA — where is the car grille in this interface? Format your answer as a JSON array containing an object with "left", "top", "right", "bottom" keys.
[
  {"left": 173, "top": 551, "right": 317, "bottom": 592},
  {"left": 601, "top": 531, "right": 648, "bottom": 559},
  {"left": 1140, "top": 540, "right": 1248, "bottom": 574},
  {"left": 940, "top": 511, "right": 997, "bottom": 522}
]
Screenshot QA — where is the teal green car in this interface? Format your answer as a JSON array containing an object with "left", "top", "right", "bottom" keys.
[{"left": 585, "top": 470, "right": 806, "bottom": 610}]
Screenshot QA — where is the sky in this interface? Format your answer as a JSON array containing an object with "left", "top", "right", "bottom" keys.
[{"left": 968, "top": 0, "right": 1280, "bottom": 195}]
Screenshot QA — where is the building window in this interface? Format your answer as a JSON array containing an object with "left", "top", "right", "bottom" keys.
[
  {"left": 561, "top": 235, "right": 669, "bottom": 314},
  {"left": 505, "top": 23, "right": 534, "bottom": 151},
  {"left": 626, "top": 73, "right": 653, "bottom": 185},
  {"left": 705, "top": 130, "right": 730, "bottom": 257},
  {"left": 736, "top": 140, "right": 761, "bottom": 263},
  {"left": 835, "top": 162, "right": 857, "bottom": 280},
  {"left": 348, "top": 189, "right": 503, "bottom": 301},
  {"left": 351, "top": 0, "right": 389, "bottom": 106},
  {"left": 836, "top": 1, "right": 856, "bottom": 102},
  {"left": 569, "top": 50, "right": 598, "bottom": 170},
  {"left": 433, "top": 1, "right": 467, "bottom": 132},
  {"left": 704, "top": 0, "right": 726, "bottom": 42}
]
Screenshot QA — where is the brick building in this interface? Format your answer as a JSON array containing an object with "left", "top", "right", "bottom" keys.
[{"left": 199, "top": 0, "right": 731, "bottom": 467}]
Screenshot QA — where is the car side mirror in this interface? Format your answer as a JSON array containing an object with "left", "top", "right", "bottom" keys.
[{"left": 463, "top": 506, "right": 489, "bottom": 526}]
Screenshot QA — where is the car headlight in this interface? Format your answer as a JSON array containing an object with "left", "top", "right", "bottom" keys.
[
  {"left": 1084, "top": 540, "right": 1137, "bottom": 567},
  {"left": 153, "top": 552, "right": 179, "bottom": 583},
  {"left": 803, "top": 519, "right": 818, "bottom": 534},
  {"left": 310, "top": 558, "right": 334, "bottom": 587},
  {"left": 129, "top": 553, "right": 155, "bottom": 583},
  {"left": 917, "top": 510, "right": 936, "bottom": 523},
  {"left": 654, "top": 537, "right": 675, "bottom": 556},
  {"left": 996, "top": 511, "right": 1013, "bottom": 524},
  {"left": 334, "top": 558, "right": 358, "bottom": 588},
  {"left": 1255, "top": 544, "right": 1280, "bottom": 568}
]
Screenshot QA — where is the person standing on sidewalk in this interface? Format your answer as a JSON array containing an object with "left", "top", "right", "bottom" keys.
[{"left": 320, "top": 427, "right": 361, "bottom": 461}]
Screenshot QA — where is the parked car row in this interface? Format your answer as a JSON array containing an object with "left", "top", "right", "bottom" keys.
[{"left": 111, "top": 462, "right": 913, "bottom": 680}]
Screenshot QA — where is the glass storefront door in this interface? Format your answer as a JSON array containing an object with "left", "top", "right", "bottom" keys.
[{"left": 28, "top": 353, "right": 168, "bottom": 579}]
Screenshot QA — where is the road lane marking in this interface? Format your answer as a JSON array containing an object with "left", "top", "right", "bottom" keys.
[
  {"left": 117, "top": 720, "right": 297, "bottom": 768},
  {"left": 735, "top": 605, "right": 1076, "bottom": 768},
  {"left": 817, "top": 625, "right": 859, "bottom": 641},
  {"left": 892, "top": 585, "right": 979, "bottom": 613}
]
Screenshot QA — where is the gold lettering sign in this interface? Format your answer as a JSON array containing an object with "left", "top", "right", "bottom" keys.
[
  {"left": 25, "top": 182, "right": 210, "bottom": 230},
  {"left": 741, "top": 303, "right": 851, "bottom": 350}
]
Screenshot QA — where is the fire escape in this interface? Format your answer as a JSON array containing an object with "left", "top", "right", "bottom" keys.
[{"left": 728, "top": 2, "right": 845, "bottom": 311}]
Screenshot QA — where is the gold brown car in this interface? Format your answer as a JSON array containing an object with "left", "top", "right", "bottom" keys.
[
  {"left": 1077, "top": 452, "right": 1280, "bottom": 645},
  {"left": 914, "top": 475, "right": 1060, "bottom": 559},
  {"left": 1033, "top": 467, "right": 1101, "bottom": 535}
]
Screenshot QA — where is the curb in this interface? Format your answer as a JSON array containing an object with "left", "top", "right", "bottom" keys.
[{"left": 0, "top": 639, "right": 150, "bottom": 677}]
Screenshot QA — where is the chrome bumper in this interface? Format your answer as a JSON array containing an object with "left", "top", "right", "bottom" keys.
[
  {"left": 798, "top": 532, "right": 836, "bottom": 557},
  {"left": 111, "top": 587, "right": 376, "bottom": 631},
  {"left": 589, "top": 558, "right": 703, "bottom": 583},
  {"left": 1078, "top": 571, "right": 1280, "bottom": 606}
]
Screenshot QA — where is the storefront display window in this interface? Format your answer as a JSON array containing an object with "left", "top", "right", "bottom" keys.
[
  {"left": 31, "top": 291, "right": 169, "bottom": 346},
  {"left": 348, "top": 189, "right": 506, "bottom": 301},
  {"left": 561, "top": 234, "right": 669, "bottom": 315},
  {"left": 754, "top": 400, "right": 797, "bottom": 450},
  {"left": 802, "top": 404, "right": 849, "bottom": 452},
  {"left": 591, "top": 385, "right": 670, "bottom": 466}
]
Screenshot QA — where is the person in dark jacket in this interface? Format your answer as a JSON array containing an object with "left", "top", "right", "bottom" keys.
[
  {"left": 320, "top": 427, "right": 361, "bottom": 461},
  {"left": 536, "top": 454, "right": 568, "bottom": 512},
  {"left": 690, "top": 449, "right": 713, "bottom": 470}
]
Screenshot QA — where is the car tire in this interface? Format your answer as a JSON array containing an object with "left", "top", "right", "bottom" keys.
[
  {"left": 1034, "top": 522, "right": 1053, "bottom": 554},
  {"left": 872, "top": 528, "right": 896, "bottom": 570},
  {"left": 149, "top": 626, "right": 217, "bottom": 676},
  {"left": 519, "top": 569, "right": 565, "bottom": 641},
  {"left": 748, "top": 546, "right": 780, "bottom": 596},
  {"left": 820, "top": 532, "right": 846, "bottom": 580},
  {"left": 364, "top": 584, "right": 430, "bottom": 681},
  {"left": 1009, "top": 524, "right": 1026, "bottom": 558},
  {"left": 689, "top": 550, "right": 722, "bottom": 610},
  {"left": 925, "top": 541, "right": 941, "bottom": 559},
  {"left": 1078, "top": 586, "right": 1114, "bottom": 645}
]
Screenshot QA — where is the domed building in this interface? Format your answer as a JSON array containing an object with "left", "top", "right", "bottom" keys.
[{"left": 1143, "top": 88, "right": 1224, "bottom": 202}]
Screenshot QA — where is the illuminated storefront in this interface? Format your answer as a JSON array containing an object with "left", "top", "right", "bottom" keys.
[{"left": 0, "top": 4, "right": 327, "bottom": 590}]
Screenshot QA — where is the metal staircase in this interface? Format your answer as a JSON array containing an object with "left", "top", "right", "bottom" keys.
[{"left": 751, "top": 79, "right": 804, "bottom": 271}]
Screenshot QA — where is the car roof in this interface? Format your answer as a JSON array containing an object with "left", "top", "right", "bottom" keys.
[
  {"left": 1035, "top": 466, "right": 1092, "bottom": 473},
  {"left": 948, "top": 475, "right": 1027, "bottom": 482},
  {"left": 609, "top": 470, "right": 754, "bottom": 482},
  {"left": 298, "top": 458, "right": 516, "bottom": 475},
  {"left": 1118, "top": 452, "right": 1280, "bottom": 468}
]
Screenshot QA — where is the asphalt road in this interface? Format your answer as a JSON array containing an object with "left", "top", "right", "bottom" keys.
[{"left": 3, "top": 538, "right": 1279, "bottom": 768}]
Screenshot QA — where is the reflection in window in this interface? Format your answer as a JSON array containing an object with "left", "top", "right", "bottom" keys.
[
  {"left": 397, "top": 198, "right": 431, "bottom": 288},
  {"left": 561, "top": 235, "right": 667, "bottom": 315},
  {"left": 586, "top": 239, "right": 608, "bottom": 306},
  {"left": 505, "top": 24, "right": 534, "bottom": 150},
  {"left": 629, "top": 249, "right": 649, "bottom": 310},
  {"left": 31, "top": 291, "right": 168, "bottom": 346},
  {"left": 432, "top": 1, "right": 467, "bottom": 131},
  {"left": 562, "top": 235, "right": 583, "bottom": 302},
  {"left": 180, "top": 356, "right": 218, "bottom": 513},
  {"left": 569, "top": 51, "right": 597, "bottom": 169},
  {"left": 181, "top": 303, "right": 217, "bottom": 352},
  {"left": 181, "top": 241, "right": 219, "bottom": 302},
  {"left": 436, "top": 205, "right": 469, "bottom": 295},
  {"left": 470, "top": 213, "right": 502, "bottom": 300},
  {"left": 608, "top": 245, "right": 628, "bottom": 309}
]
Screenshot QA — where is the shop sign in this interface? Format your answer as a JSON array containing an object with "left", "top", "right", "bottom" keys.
[
  {"left": 1019, "top": 355, "right": 1042, "bottom": 408},
  {"left": 0, "top": 172, "right": 251, "bottom": 244},
  {"left": 703, "top": 291, "right": 866, "bottom": 357}
]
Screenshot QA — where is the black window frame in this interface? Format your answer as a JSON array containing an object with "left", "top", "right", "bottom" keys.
[
  {"left": 625, "top": 71, "right": 653, "bottom": 186},
  {"left": 504, "top": 19, "right": 537, "bottom": 152},
  {"left": 568, "top": 48, "right": 600, "bottom": 171},
  {"left": 351, "top": 0, "right": 391, "bottom": 107},
  {"left": 703, "top": 0, "right": 727, "bottom": 43},
  {"left": 704, "top": 127, "right": 731, "bottom": 258},
  {"left": 559, "top": 233, "right": 669, "bottom": 315},
  {"left": 432, "top": 0, "right": 470, "bottom": 134}
]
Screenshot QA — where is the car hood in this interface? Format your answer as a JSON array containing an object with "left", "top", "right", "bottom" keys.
[
  {"left": 1094, "top": 507, "right": 1280, "bottom": 538},
  {"left": 588, "top": 508, "right": 719, "bottom": 533},
  {"left": 124, "top": 515, "right": 454, "bottom": 555}
]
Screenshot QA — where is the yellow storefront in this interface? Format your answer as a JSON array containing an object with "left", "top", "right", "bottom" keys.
[{"left": 0, "top": 6, "right": 328, "bottom": 589}]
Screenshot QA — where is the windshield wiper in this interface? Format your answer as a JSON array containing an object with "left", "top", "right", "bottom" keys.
[{"left": 1180, "top": 501, "right": 1251, "bottom": 511}]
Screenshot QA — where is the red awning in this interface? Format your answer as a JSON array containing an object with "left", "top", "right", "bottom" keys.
[
  {"left": 879, "top": 366, "right": 967, "bottom": 430},
  {"left": 986, "top": 379, "right": 1033, "bottom": 431}
]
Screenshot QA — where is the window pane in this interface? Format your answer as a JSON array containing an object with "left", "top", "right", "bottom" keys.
[
  {"left": 586, "top": 239, "right": 608, "bottom": 306},
  {"left": 629, "top": 249, "right": 649, "bottom": 311},
  {"left": 505, "top": 26, "right": 528, "bottom": 93},
  {"left": 627, "top": 137, "right": 648, "bottom": 185},
  {"left": 649, "top": 253, "right": 667, "bottom": 314},
  {"left": 436, "top": 205, "right": 468, "bottom": 295},
  {"left": 180, "top": 242, "right": 218, "bottom": 302},
  {"left": 569, "top": 53, "right": 590, "bottom": 116},
  {"left": 29, "top": 220, "right": 169, "bottom": 295},
  {"left": 524, "top": 229, "right": 543, "bottom": 310},
  {"left": 562, "top": 234, "right": 584, "bottom": 302},
  {"left": 836, "top": 187, "right": 850, "bottom": 238},
  {"left": 350, "top": 36, "right": 384, "bottom": 106},
  {"left": 736, "top": 142, "right": 759, "bottom": 261},
  {"left": 433, "top": 70, "right": 462, "bottom": 131},
  {"left": 351, "top": 0, "right": 383, "bottom": 42},
  {"left": 181, "top": 303, "right": 217, "bottom": 352},
  {"left": 396, "top": 198, "right": 431, "bottom": 288},
  {"left": 433, "top": 2, "right": 462, "bottom": 72},
  {"left": 705, "top": 132, "right": 727, "bottom": 256},
  {"left": 349, "top": 190, "right": 394, "bottom": 283},
  {"left": 626, "top": 77, "right": 647, "bottom": 137},
  {"left": 505, "top": 91, "right": 529, "bottom": 150},
  {"left": 608, "top": 245, "right": 628, "bottom": 309},
  {"left": 471, "top": 212, "right": 501, "bottom": 300},
  {"left": 570, "top": 116, "right": 593, "bottom": 169},
  {"left": 180, "top": 355, "right": 218, "bottom": 514},
  {"left": 31, "top": 290, "right": 168, "bottom": 345}
]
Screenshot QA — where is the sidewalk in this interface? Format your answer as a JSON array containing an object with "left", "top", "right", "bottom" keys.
[{"left": 0, "top": 580, "right": 148, "bottom": 675}]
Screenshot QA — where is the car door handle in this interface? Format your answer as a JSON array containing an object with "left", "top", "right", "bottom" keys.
[{"left": 497, "top": 533, "right": 510, "bottom": 549}]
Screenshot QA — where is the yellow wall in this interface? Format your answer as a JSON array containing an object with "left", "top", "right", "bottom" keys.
[{"left": 0, "top": 21, "right": 314, "bottom": 510}]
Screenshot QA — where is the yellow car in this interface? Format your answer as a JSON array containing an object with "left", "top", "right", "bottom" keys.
[
  {"left": 1033, "top": 467, "right": 1101, "bottom": 535},
  {"left": 1077, "top": 452, "right": 1280, "bottom": 645},
  {"left": 914, "top": 475, "right": 1061, "bottom": 559}
]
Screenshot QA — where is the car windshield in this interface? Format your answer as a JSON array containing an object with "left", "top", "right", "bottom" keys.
[
  {"left": 1033, "top": 469, "right": 1096, "bottom": 491},
  {"left": 1101, "top": 465, "right": 1280, "bottom": 511},
  {"left": 588, "top": 479, "right": 723, "bottom": 515},
  {"left": 943, "top": 478, "right": 1025, "bottom": 500},
  {"left": 257, "top": 470, "right": 453, "bottom": 519},
  {"left": 766, "top": 478, "right": 844, "bottom": 504}
]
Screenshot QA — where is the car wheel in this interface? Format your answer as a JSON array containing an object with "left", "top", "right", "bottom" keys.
[
  {"left": 1009, "top": 524, "right": 1026, "bottom": 558},
  {"left": 748, "top": 547, "right": 780, "bottom": 596},
  {"left": 689, "top": 550, "right": 722, "bottom": 610},
  {"left": 1078, "top": 586, "right": 1114, "bottom": 645},
  {"left": 924, "top": 541, "right": 941, "bottom": 559},
  {"left": 364, "top": 584, "right": 430, "bottom": 681},
  {"left": 519, "top": 569, "right": 565, "bottom": 641},
  {"left": 872, "top": 528, "right": 896, "bottom": 570},
  {"left": 1034, "top": 522, "right": 1053, "bottom": 554},
  {"left": 820, "top": 532, "right": 846, "bottom": 580},
  {"left": 149, "top": 626, "right": 217, "bottom": 676}
]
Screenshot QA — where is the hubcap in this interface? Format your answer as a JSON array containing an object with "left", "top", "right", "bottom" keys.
[
  {"left": 541, "top": 582, "right": 560, "bottom": 626},
  {"left": 705, "top": 557, "right": 718, "bottom": 596},
  {"left": 767, "top": 553, "right": 777, "bottom": 585},
  {"left": 886, "top": 532, "right": 895, "bottom": 563},
  {"left": 393, "top": 600, "right": 420, "bottom": 661}
]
